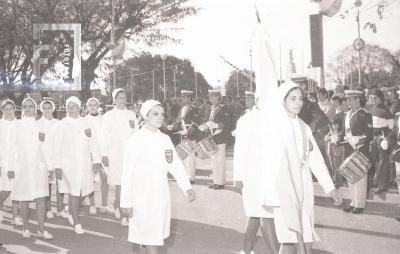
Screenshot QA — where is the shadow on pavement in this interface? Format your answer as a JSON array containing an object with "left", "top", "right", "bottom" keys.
[
  {"left": 314, "top": 195, "right": 400, "bottom": 219},
  {"left": 0, "top": 214, "right": 271, "bottom": 254}
]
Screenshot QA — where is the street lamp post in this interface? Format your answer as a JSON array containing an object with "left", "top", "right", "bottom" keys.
[
  {"left": 194, "top": 70, "right": 198, "bottom": 100},
  {"left": 357, "top": 10, "right": 362, "bottom": 86},
  {"left": 152, "top": 70, "right": 155, "bottom": 99},
  {"left": 354, "top": 0, "right": 363, "bottom": 88},
  {"left": 236, "top": 70, "right": 239, "bottom": 97},
  {"left": 249, "top": 48, "right": 253, "bottom": 92},
  {"left": 161, "top": 54, "right": 166, "bottom": 101},
  {"left": 173, "top": 66, "right": 177, "bottom": 98}
]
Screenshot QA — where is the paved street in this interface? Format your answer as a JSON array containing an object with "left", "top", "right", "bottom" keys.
[{"left": 1, "top": 149, "right": 400, "bottom": 254}]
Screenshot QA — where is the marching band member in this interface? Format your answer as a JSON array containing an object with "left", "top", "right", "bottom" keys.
[
  {"left": 0, "top": 100, "right": 22, "bottom": 226},
  {"left": 100, "top": 88, "right": 138, "bottom": 226},
  {"left": 234, "top": 92, "right": 279, "bottom": 254},
  {"left": 167, "top": 90, "right": 201, "bottom": 183},
  {"left": 369, "top": 89, "right": 394, "bottom": 199},
  {"left": 53, "top": 96, "right": 101, "bottom": 234},
  {"left": 342, "top": 90, "right": 373, "bottom": 214},
  {"left": 260, "top": 82, "right": 342, "bottom": 254},
  {"left": 85, "top": 97, "right": 110, "bottom": 215},
  {"left": 325, "top": 95, "right": 347, "bottom": 188},
  {"left": 37, "top": 98, "right": 58, "bottom": 219},
  {"left": 11, "top": 97, "right": 53, "bottom": 239},
  {"left": 120, "top": 99, "right": 195, "bottom": 254},
  {"left": 201, "top": 89, "right": 231, "bottom": 190}
]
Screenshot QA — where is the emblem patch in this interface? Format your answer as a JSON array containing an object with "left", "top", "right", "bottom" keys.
[
  {"left": 38, "top": 132, "right": 46, "bottom": 142},
  {"left": 165, "top": 149, "right": 173, "bottom": 164},
  {"left": 84, "top": 128, "right": 92, "bottom": 138},
  {"left": 129, "top": 120, "right": 135, "bottom": 129}
]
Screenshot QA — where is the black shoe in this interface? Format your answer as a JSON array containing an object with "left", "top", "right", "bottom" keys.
[
  {"left": 351, "top": 208, "right": 364, "bottom": 214},
  {"left": 343, "top": 206, "right": 354, "bottom": 213},
  {"left": 208, "top": 184, "right": 217, "bottom": 189},
  {"left": 214, "top": 185, "right": 225, "bottom": 190},
  {"left": 395, "top": 217, "right": 400, "bottom": 222}
]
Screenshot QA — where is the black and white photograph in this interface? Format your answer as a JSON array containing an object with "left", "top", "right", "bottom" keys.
[{"left": 0, "top": 0, "right": 400, "bottom": 253}]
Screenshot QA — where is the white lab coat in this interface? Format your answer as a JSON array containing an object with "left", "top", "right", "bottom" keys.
[
  {"left": 120, "top": 127, "right": 192, "bottom": 246},
  {"left": 100, "top": 108, "right": 138, "bottom": 185},
  {"left": 53, "top": 116, "right": 100, "bottom": 197},
  {"left": 260, "top": 116, "right": 335, "bottom": 243},
  {"left": 233, "top": 109, "right": 273, "bottom": 218},
  {"left": 0, "top": 118, "right": 16, "bottom": 192},
  {"left": 11, "top": 117, "right": 49, "bottom": 201},
  {"left": 85, "top": 114, "right": 103, "bottom": 152},
  {"left": 36, "top": 116, "right": 58, "bottom": 183}
]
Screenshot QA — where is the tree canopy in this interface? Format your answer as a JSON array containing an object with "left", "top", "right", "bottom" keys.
[
  {"left": 326, "top": 44, "right": 399, "bottom": 88},
  {"left": 0, "top": 0, "right": 198, "bottom": 101},
  {"left": 224, "top": 69, "right": 255, "bottom": 98},
  {"left": 115, "top": 53, "right": 211, "bottom": 102}
]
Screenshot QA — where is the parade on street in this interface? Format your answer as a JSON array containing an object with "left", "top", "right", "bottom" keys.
[{"left": 1, "top": 0, "right": 400, "bottom": 253}]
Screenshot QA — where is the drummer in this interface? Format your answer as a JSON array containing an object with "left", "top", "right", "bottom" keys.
[
  {"left": 200, "top": 89, "right": 231, "bottom": 190},
  {"left": 341, "top": 89, "right": 373, "bottom": 214},
  {"left": 166, "top": 90, "right": 201, "bottom": 183}
]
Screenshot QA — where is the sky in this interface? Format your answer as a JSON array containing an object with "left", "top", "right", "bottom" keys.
[{"left": 141, "top": 0, "right": 400, "bottom": 89}]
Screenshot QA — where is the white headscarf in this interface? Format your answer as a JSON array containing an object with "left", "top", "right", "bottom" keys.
[
  {"left": 112, "top": 88, "right": 125, "bottom": 103},
  {"left": 39, "top": 99, "right": 56, "bottom": 113},
  {"left": 1, "top": 99, "right": 16, "bottom": 110},
  {"left": 140, "top": 99, "right": 161, "bottom": 118},
  {"left": 66, "top": 96, "right": 81, "bottom": 109},
  {"left": 86, "top": 97, "right": 100, "bottom": 106},
  {"left": 21, "top": 97, "right": 37, "bottom": 118}
]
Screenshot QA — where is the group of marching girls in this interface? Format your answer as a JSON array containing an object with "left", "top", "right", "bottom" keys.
[{"left": 0, "top": 88, "right": 148, "bottom": 239}]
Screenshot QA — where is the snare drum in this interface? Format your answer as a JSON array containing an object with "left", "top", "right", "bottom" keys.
[
  {"left": 175, "top": 139, "right": 196, "bottom": 160},
  {"left": 338, "top": 150, "right": 371, "bottom": 184},
  {"left": 195, "top": 137, "right": 218, "bottom": 159}
]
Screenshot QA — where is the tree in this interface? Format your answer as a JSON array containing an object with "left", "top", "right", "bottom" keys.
[
  {"left": 326, "top": 44, "right": 399, "bottom": 88},
  {"left": 115, "top": 53, "right": 211, "bottom": 102},
  {"left": 224, "top": 69, "right": 255, "bottom": 98},
  {"left": 0, "top": 0, "right": 198, "bottom": 100}
]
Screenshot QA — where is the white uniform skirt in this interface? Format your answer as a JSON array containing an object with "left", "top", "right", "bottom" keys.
[
  {"left": 242, "top": 182, "right": 273, "bottom": 218},
  {"left": 273, "top": 207, "right": 320, "bottom": 243}
]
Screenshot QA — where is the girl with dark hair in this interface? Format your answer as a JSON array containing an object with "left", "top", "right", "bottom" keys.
[
  {"left": 120, "top": 100, "right": 195, "bottom": 254},
  {"left": 260, "top": 82, "right": 342, "bottom": 254}
]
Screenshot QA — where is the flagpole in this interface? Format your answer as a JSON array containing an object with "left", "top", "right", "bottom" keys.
[
  {"left": 111, "top": 0, "right": 116, "bottom": 92},
  {"left": 152, "top": 70, "right": 155, "bottom": 99}
]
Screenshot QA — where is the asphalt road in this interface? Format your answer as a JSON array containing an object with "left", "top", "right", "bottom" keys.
[{"left": 1, "top": 151, "right": 400, "bottom": 254}]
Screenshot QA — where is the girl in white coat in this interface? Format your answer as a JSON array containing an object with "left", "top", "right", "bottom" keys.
[
  {"left": 53, "top": 96, "right": 101, "bottom": 234},
  {"left": 84, "top": 97, "right": 108, "bottom": 215},
  {"left": 37, "top": 99, "right": 58, "bottom": 219},
  {"left": 100, "top": 88, "right": 138, "bottom": 224},
  {"left": 11, "top": 98, "right": 53, "bottom": 239},
  {"left": 0, "top": 100, "right": 22, "bottom": 226},
  {"left": 260, "top": 82, "right": 342, "bottom": 254},
  {"left": 120, "top": 100, "right": 195, "bottom": 254}
]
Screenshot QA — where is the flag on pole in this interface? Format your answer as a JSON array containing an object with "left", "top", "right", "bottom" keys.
[{"left": 253, "top": 4, "right": 305, "bottom": 238}]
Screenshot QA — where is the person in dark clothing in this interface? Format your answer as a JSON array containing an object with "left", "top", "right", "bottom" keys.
[{"left": 386, "top": 87, "right": 400, "bottom": 115}]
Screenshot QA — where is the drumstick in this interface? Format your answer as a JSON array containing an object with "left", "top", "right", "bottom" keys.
[{"left": 341, "top": 135, "right": 367, "bottom": 145}]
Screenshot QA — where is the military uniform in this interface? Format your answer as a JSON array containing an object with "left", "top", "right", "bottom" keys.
[
  {"left": 342, "top": 91, "right": 373, "bottom": 212},
  {"left": 203, "top": 90, "right": 231, "bottom": 188},
  {"left": 170, "top": 91, "right": 202, "bottom": 181}
]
